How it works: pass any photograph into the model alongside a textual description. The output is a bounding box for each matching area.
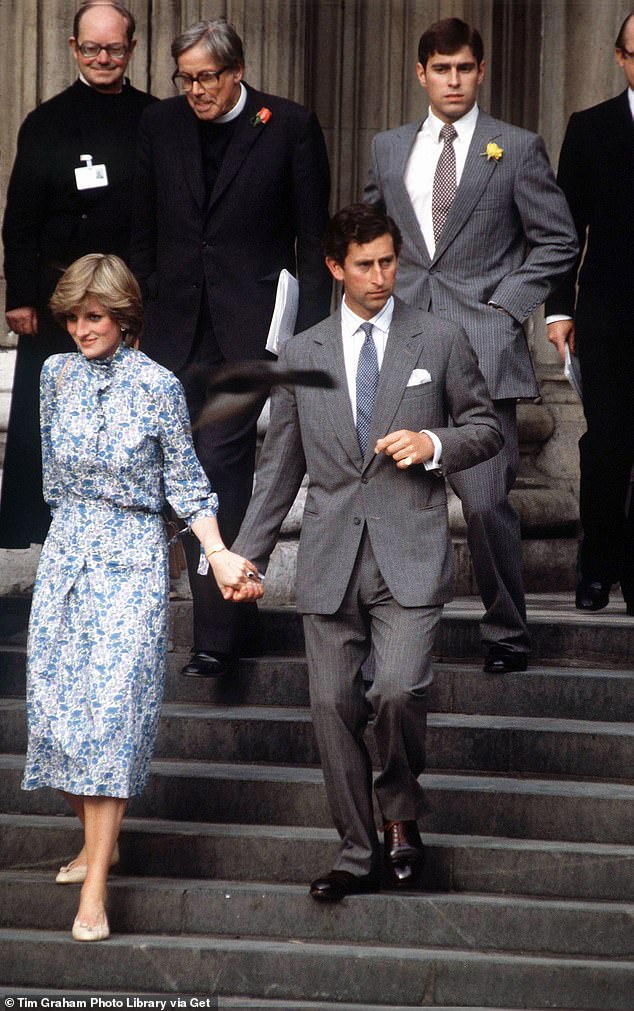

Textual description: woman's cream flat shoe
[56,843,120,884]
[72,913,110,942]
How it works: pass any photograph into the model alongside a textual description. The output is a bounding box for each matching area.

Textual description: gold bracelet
[205,543,226,561]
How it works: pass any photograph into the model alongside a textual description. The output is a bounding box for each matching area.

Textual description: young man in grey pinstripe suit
[365,17,578,673]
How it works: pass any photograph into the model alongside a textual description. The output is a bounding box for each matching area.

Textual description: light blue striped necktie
[356,321,379,455]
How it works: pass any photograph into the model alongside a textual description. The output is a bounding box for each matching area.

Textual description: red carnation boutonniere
[251,107,272,128]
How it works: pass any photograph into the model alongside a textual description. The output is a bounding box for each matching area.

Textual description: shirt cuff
[421,429,442,471]
[545,314,573,325]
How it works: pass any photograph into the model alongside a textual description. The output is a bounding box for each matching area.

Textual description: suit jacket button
[353,517,361,525]
[361,477,368,484]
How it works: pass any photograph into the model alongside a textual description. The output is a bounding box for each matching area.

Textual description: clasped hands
[208,549,264,602]
[375,429,435,468]
[6,306,38,336]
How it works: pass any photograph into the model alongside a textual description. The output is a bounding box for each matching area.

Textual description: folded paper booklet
[564,344,583,401]
[265,269,299,356]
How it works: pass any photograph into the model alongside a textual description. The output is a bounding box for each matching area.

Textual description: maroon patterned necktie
[431,123,458,242]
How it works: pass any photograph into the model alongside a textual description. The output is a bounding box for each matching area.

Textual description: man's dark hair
[73,2,136,44]
[418,17,484,68]
[615,12,634,49]
[324,203,402,265]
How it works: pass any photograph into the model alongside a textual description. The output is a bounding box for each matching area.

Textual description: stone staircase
[1,593,633,1010]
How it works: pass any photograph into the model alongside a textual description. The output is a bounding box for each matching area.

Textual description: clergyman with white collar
[130,17,331,677]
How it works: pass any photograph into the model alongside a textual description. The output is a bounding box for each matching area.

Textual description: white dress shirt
[340,295,442,468]
[405,103,479,258]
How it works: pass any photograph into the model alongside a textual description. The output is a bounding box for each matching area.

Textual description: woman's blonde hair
[49,253,143,344]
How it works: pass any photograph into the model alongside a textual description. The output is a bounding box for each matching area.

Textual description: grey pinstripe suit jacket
[233,298,502,614]
[364,110,579,400]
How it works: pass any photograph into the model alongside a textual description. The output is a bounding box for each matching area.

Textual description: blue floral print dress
[22,345,218,798]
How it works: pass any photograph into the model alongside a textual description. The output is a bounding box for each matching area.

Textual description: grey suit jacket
[233,298,502,614]
[364,111,579,400]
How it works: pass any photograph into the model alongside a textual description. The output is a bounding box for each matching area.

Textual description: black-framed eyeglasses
[77,41,129,60]
[172,67,229,92]
[618,46,634,60]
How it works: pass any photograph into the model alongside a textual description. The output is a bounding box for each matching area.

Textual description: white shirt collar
[628,87,634,119]
[341,295,394,340]
[214,82,248,124]
[424,102,479,143]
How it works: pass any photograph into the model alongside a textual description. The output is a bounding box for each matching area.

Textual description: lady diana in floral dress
[22,253,262,941]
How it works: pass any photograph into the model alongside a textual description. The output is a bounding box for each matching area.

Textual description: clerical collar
[78,72,127,94]
[214,83,248,124]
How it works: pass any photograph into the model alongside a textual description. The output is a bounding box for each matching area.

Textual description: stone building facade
[0,0,628,596]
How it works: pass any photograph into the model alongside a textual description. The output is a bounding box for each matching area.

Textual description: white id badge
[74,154,109,191]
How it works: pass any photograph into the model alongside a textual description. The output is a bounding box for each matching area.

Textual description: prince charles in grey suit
[233,205,502,901]
[364,18,578,673]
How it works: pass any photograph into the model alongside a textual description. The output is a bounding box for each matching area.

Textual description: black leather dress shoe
[180,651,233,677]
[575,579,610,612]
[309,870,379,902]
[383,820,425,888]
[483,648,528,674]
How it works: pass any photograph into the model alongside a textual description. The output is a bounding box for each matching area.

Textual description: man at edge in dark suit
[232,204,502,901]
[130,18,332,677]
[546,12,634,616]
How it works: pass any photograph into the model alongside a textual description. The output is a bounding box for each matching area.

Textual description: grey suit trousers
[303,529,442,876]
[448,400,529,653]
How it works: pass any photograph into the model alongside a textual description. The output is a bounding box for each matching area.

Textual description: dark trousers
[0,313,73,548]
[576,292,634,597]
[177,301,267,654]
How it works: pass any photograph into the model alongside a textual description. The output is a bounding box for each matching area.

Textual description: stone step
[168,599,634,667]
[3,587,633,1011]
[3,594,634,668]
[3,698,632,780]
[4,646,634,723]
[2,755,633,845]
[2,871,633,959]
[4,813,634,902]
[165,655,634,722]
[1,929,633,1009]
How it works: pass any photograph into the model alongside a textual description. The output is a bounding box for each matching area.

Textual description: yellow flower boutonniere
[481,142,504,162]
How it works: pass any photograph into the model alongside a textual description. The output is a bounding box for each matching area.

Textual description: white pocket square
[406,368,432,387]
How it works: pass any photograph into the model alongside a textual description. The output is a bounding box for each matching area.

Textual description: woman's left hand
[209,550,264,602]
